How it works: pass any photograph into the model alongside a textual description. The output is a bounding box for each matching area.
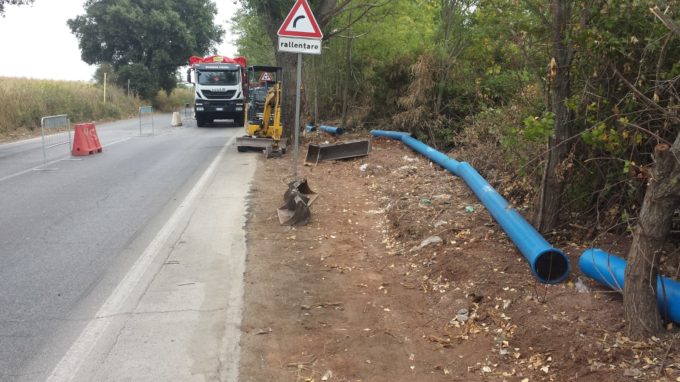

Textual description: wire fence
[139,106,154,136]
[40,114,71,164]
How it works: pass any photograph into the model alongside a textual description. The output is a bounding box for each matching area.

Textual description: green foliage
[115,64,157,100]
[93,63,117,85]
[69,0,223,97]
[351,0,436,63]
[231,8,275,66]
[521,112,554,142]
[0,0,33,15]
[235,0,680,232]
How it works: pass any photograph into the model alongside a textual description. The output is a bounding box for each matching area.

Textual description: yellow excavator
[236,65,286,157]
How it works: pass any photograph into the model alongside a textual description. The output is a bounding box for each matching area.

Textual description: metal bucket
[304,139,371,165]
[277,189,311,226]
[284,179,317,205]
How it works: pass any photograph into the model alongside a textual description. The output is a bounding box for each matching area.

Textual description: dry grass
[0,77,141,135]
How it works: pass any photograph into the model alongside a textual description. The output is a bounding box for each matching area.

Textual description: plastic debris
[411,236,443,252]
[456,308,469,322]
[575,277,590,293]
[432,194,451,200]
[321,370,333,381]
[360,163,369,172]
[465,205,474,213]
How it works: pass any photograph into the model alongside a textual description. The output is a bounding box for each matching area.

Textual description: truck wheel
[196,118,206,127]
[234,116,244,127]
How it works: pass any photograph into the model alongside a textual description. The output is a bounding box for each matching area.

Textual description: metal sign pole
[293,53,302,179]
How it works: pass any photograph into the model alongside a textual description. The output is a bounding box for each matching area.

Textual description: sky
[0,0,240,82]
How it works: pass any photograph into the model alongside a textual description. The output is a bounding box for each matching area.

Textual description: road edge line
[46,134,238,382]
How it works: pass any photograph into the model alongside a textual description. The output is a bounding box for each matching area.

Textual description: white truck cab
[187,56,246,127]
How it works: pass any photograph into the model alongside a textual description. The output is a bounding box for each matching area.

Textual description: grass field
[0,77,194,140]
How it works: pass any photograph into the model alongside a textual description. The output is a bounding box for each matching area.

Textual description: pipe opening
[534,250,570,283]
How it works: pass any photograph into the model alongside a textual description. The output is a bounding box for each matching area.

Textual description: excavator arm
[237,65,285,155]
[260,84,282,142]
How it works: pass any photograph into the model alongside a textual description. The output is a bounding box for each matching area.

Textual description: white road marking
[0,137,131,184]
[102,137,132,147]
[0,158,65,183]
[46,134,238,382]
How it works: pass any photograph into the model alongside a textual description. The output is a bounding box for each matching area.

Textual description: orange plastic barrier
[72,123,103,156]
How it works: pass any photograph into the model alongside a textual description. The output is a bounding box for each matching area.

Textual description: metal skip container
[304,139,371,165]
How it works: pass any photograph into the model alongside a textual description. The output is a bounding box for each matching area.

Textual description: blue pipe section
[371,130,570,284]
[305,124,316,132]
[579,248,680,324]
[320,125,344,135]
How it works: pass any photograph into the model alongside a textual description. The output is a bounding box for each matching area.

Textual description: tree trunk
[276,52,300,139]
[341,10,352,127]
[624,137,680,339]
[536,0,573,233]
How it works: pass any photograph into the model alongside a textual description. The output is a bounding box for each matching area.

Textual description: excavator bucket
[304,139,371,165]
[277,189,311,226]
[284,179,317,205]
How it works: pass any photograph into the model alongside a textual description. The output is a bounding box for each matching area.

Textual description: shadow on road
[197,119,243,128]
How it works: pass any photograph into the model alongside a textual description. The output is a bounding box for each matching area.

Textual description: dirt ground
[238,132,680,382]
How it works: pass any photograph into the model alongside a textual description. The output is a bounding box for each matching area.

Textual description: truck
[186,55,246,127]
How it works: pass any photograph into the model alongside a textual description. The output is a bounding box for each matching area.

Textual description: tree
[624,136,680,339]
[393,0,474,146]
[622,7,680,340]
[620,70,680,338]
[68,0,223,99]
[0,0,33,16]
[93,63,117,85]
[231,7,276,66]
[239,0,387,136]
[533,0,574,233]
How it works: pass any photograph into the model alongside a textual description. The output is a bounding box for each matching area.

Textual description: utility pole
[103,72,107,105]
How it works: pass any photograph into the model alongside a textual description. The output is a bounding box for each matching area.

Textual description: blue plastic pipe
[320,125,344,135]
[371,130,570,284]
[579,248,680,324]
[305,124,316,132]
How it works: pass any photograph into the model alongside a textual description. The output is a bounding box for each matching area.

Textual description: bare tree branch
[323,0,391,40]
[612,66,680,124]
[650,6,680,38]
[317,0,352,26]
[523,0,550,27]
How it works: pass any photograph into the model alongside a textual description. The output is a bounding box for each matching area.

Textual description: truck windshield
[197,70,239,86]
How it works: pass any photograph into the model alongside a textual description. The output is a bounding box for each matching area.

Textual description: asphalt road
[0,115,256,381]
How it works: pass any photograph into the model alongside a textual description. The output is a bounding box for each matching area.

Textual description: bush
[153,87,194,112]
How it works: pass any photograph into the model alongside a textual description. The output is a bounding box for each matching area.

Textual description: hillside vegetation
[234,0,680,337]
[235,0,680,235]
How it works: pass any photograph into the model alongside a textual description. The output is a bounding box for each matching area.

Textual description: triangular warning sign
[277,0,323,39]
[259,72,274,82]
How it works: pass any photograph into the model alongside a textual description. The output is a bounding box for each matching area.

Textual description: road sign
[259,72,274,82]
[278,36,322,55]
[277,0,324,180]
[277,0,323,39]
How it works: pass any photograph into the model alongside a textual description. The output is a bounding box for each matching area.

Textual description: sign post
[277,0,323,179]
